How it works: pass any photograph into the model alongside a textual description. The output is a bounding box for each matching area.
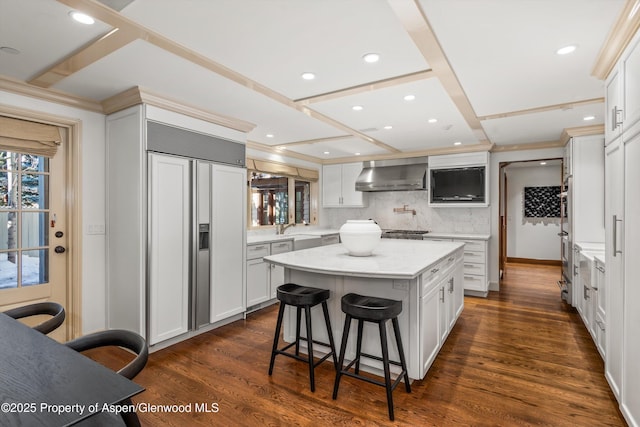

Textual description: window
[250,173,289,225]
[247,158,318,228]
[0,151,50,289]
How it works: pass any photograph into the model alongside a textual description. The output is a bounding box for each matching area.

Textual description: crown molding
[321,143,491,165]
[559,124,605,145]
[246,140,322,164]
[592,0,640,79]
[490,140,564,153]
[0,75,103,113]
[102,86,256,133]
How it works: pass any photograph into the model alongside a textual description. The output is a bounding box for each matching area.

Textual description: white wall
[1,90,107,333]
[489,147,564,290]
[505,164,561,260]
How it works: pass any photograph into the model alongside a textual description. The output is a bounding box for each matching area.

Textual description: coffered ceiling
[1,0,638,163]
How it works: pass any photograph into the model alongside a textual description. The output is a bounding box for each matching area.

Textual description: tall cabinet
[604,27,640,427]
[106,103,247,346]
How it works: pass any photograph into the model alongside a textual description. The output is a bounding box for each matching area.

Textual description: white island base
[264,240,465,380]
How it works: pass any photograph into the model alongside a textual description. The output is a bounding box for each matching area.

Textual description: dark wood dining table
[0,313,144,426]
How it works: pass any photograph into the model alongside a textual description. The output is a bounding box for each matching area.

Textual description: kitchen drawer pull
[251,245,266,251]
[464,264,477,268]
[431,268,440,274]
[448,257,454,262]
[596,266,605,273]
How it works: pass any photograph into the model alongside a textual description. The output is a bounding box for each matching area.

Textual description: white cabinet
[423,236,489,296]
[322,163,366,207]
[246,247,270,308]
[419,250,463,377]
[246,239,293,310]
[622,35,640,135]
[566,134,605,307]
[594,258,606,360]
[270,240,293,298]
[605,66,623,145]
[622,130,640,427]
[605,138,624,400]
[148,154,190,345]
[604,26,640,427]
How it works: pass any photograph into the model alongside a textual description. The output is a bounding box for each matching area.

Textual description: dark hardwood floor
[87,263,625,426]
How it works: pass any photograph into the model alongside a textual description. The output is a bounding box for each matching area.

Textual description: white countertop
[575,241,605,252]
[423,232,490,241]
[247,228,340,245]
[264,239,464,280]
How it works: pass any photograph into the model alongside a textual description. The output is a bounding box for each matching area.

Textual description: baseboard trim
[507,257,561,266]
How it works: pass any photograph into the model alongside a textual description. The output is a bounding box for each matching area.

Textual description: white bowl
[339,220,382,257]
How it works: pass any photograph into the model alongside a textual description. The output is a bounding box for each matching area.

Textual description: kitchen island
[264,239,465,380]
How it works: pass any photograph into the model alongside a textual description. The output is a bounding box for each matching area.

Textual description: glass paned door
[0,151,50,289]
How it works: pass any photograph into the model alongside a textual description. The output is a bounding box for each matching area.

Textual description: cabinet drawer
[463,250,486,264]
[247,244,270,260]
[463,275,485,291]
[271,240,293,254]
[461,240,484,252]
[463,262,486,276]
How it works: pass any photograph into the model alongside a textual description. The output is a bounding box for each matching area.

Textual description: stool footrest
[274,340,335,368]
[356,351,405,368]
[340,356,408,390]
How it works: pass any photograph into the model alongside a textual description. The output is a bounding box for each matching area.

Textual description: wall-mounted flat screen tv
[430,166,485,203]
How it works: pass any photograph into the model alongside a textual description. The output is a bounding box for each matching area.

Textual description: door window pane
[295,180,310,224]
[21,174,48,209]
[22,249,48,286]
[21,212,49,248]
[0,151,50,291]
[0,251,18,289]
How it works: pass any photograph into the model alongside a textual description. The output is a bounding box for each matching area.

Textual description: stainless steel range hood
[355,157,428,192]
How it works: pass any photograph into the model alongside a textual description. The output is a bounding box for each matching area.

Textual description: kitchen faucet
[276,223,296,235]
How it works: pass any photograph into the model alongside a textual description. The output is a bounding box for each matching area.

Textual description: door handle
[54,246,66,254]
[557,231,568,236]
[613,215,623,256]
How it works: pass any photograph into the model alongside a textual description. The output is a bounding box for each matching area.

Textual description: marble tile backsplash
[322,190,491,234]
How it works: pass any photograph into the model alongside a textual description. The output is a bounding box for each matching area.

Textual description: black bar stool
[332,293,411,421]
[268,283,338,392]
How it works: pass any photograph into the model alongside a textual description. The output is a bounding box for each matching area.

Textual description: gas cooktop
[381,229,430,240]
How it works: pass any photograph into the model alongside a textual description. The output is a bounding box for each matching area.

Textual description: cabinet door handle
[440,287,445,302]
[449,277,454,293]
[612,106,624,130]
[613,215,623,256]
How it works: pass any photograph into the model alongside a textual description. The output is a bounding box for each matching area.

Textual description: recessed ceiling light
[354,152,361,156]
[428,118,438,123]
[362,53,380,63]
[0,46,20,55]
[540,161,547,166]
[266,134,274,138]
[352,105,363,111]
[404,94,416,101]
[69,11,95,25]
[453,142,462,146]
[556,45,577,55]
[383,125,393,130]
[324,151,330,155]
[277,146,287,150]
[583,115,595,121]
[301,72,316,80]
